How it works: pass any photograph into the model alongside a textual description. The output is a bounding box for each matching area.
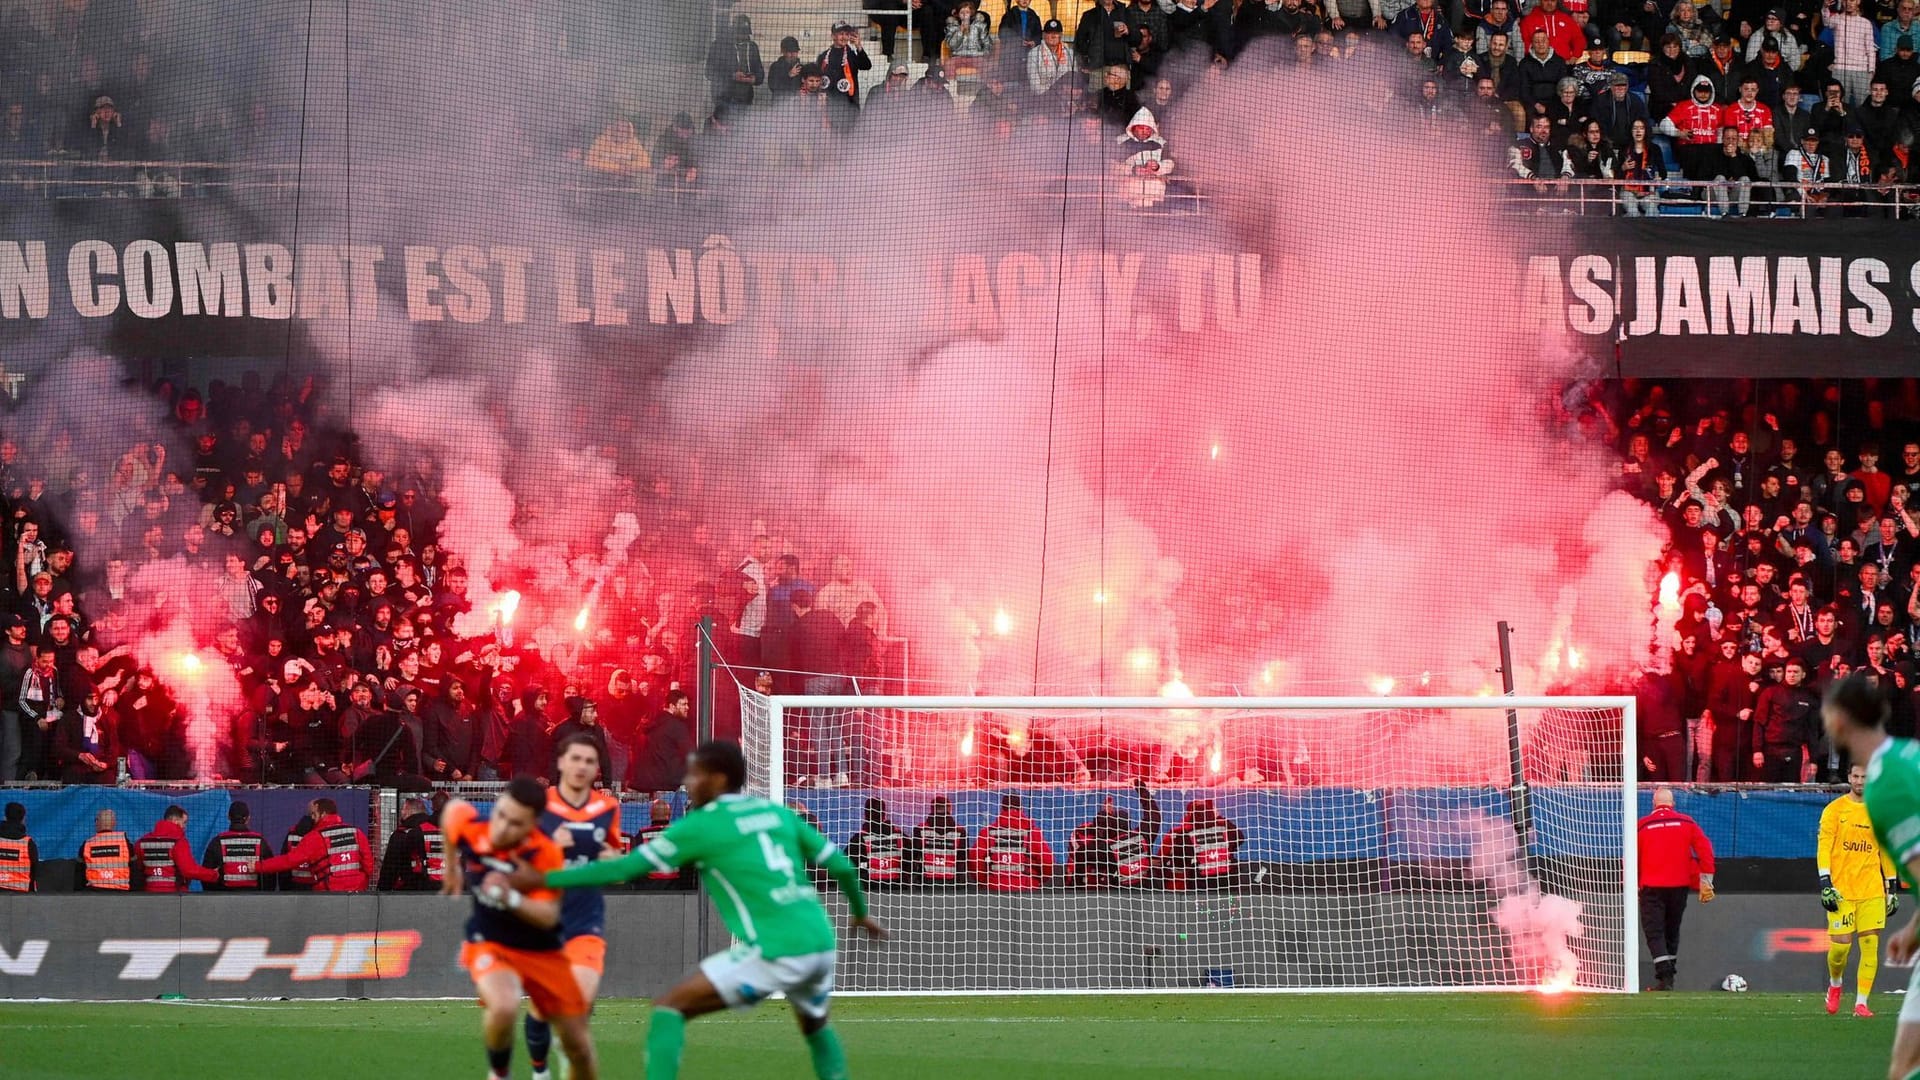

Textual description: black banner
[1530,219,1920,378]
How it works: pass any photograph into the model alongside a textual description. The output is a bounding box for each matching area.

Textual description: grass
[0,992,1892,1078]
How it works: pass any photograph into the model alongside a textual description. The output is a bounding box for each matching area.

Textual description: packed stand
[1582,378,1920,783]
[0,371,899,790]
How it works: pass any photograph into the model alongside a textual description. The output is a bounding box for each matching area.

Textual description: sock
[806,1024,850,1080]
[525,1014,553,1071]
[1829,941,1851,985]
[487,1043,513,1079]
[1859,934,1879,1003]
[647,1007,686,1080]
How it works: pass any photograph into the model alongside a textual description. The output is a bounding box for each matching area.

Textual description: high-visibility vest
[284,828,317,889]
[1167,825,1232,890]
[0,835,30,892]
[916,827,965,883]
[410,823,445,885]
[319,824,366,890]
[984,824,1037,889]
[216,833,268,889]
[1192,825,1231,877]
[859,831,904,882]
[137,835,181,892]
[1112,832,1151,886]
[83,831,132,890]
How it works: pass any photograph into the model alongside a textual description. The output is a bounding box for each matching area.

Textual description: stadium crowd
[9,1,1920,214]
[1588,378,1920,781]
[0,369,896,789]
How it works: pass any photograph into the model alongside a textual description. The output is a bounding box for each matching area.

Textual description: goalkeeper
[504,741,886,1080]
[1818,760,1901,1018]
[1822,673,1920,1080]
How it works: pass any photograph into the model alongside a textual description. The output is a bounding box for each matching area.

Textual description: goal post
[742,691,1638,995]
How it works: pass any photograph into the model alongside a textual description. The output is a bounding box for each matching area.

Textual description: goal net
[739,691,1637,994]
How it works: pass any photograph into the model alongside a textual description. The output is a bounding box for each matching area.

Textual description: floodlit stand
[744,692,1639,995]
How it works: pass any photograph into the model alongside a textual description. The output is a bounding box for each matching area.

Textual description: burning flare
[494,589,521,625]
[992,608,1012,636]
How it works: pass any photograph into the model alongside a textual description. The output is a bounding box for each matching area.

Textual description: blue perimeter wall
[2,786,1831,869]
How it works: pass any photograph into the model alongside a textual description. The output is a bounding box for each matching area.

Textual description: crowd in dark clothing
[1589,378,1920,783]
[0,369,896,788]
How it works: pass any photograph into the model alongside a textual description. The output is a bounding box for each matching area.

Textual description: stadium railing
[1496,176,1920,217]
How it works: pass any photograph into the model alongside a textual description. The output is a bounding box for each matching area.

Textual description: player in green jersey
[1823,673,1920,1078]
[502,741,886,1080]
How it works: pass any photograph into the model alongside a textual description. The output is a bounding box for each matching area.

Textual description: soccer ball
[1720,974,1749,992]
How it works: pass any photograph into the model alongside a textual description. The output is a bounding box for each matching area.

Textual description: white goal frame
[757,693,1640,995]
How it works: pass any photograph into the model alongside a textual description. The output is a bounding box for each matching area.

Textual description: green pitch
[0,993,1889,1078]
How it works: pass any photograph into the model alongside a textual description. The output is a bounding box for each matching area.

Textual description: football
[1721,975,1749,992]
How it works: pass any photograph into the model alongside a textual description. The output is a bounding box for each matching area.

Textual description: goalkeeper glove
[1890,881,1902,917]
[1698,873,1716,903]
[1820,874,1841,913]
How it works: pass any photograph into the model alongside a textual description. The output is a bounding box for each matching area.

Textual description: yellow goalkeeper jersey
[1820,794,1898,901]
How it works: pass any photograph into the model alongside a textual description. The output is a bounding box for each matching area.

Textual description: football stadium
[3,0,1920,1076]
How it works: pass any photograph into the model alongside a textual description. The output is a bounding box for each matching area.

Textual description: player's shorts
[460,941,588,1020]
[1828,897,1888,937]
[699,943,836,1020]
[562,934,606,974]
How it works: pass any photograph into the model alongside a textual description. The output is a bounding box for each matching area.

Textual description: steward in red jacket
[971,794,1054,891]
[258,797,373,892]
[1637,788,1717,991]
[136,805,219,892]
[202,801,272,890]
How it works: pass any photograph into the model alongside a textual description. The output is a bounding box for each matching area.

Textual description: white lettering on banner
[404,245,445,321]
[0,939,49,976]
[123,240,174,319]
[242,244,293,319]
[1847,259,1893,337]
[176,242,244,317]
[68,239,119,317]
[646,247,692,326]
[442,245,493,324]
[1820,256,1844,335]
[99,938,222,980]
[93,932,422,981]
[206,937,339,981]
[1659,257,1707,336]
[1773,258,1820,335]
[0,241,51,318]
[553,248,590,324]
[593,248,631,326]
[491,246,532,324]
[1706,257,1771,335]
[1626,256,1659,337]
[1565,255,1613,334]
[1521,256,1563,333]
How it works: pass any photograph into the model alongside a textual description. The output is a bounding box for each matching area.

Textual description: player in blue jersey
[523,733,625,1080]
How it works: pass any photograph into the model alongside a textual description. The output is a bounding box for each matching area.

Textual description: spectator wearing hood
[972,793,1054,891]
[1113,107,1177,207]
[548,695,609,780]
[1068,779,1163,888]
[1659,74,1726,180]
[1157,799,1245,890]
[911,795,970,885]
[846,797,908,886]
[504,686,552,778]
[424,678,478,782]
[706,15,765,112]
